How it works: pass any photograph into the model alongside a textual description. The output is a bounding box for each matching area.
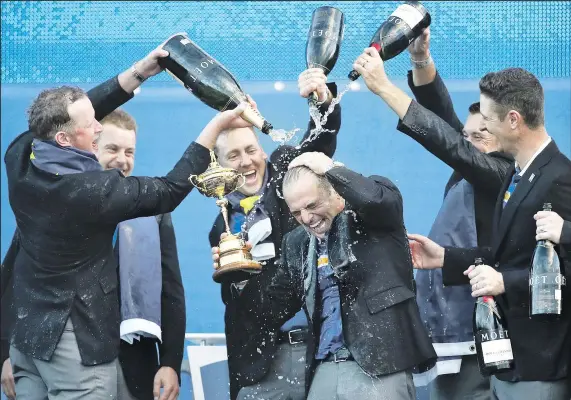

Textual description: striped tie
[502,167,521,208]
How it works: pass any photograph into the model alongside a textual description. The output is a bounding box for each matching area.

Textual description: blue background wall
[1,1,570,398]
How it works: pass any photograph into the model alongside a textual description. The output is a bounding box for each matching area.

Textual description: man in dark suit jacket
[208,68,341,399]
[94,109,185,400]
[218,151,436,399]
[404,68,571,399]
[379,27,511,399]
[1,109,186,400]
[3,44,255,399]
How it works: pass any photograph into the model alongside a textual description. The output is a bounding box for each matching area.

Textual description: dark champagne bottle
[473,258,514,377]
[158,32,273,135]
[348,1,431,81]
[530,203,565,317]
[306,6,344,102]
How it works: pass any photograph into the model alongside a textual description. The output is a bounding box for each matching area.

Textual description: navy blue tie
[502,167,521,208]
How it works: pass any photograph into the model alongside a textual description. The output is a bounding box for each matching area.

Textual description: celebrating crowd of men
[2,25,571,400]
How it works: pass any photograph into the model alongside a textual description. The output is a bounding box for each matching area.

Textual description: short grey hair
[27,86,87,140]
[283,166,332,195]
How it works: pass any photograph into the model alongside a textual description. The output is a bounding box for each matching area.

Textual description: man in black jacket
[208,68,341,399]
[406,68,571,399]
[216,151,436,399]
[375,28,511,399]
[3,45,255,399]
[2,108,187,400]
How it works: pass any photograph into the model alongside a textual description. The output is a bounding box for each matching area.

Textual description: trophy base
[214,234,262,283]
[213,260,262,283]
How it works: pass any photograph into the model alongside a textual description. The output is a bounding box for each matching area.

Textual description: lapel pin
[529,173,535,183]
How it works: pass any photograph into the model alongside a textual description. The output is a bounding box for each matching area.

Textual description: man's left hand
[153,366,179,400]
[352,47,390,96]
[534,210,564,244]
[134,45,170,80]
[464,264,505,297]
[288,152,334,175]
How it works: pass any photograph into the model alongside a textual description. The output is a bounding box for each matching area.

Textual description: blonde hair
[100,108,137,132]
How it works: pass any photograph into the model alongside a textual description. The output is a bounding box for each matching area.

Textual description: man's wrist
[410,51,431,62]
[196,121,222,150]
[438,246,445,268]
[313,88,333,107]
[374,78,395,97]
[410,54,434,70]
[131,62,148,82]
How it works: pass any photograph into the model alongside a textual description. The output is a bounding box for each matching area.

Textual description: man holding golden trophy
[189,151,262,284]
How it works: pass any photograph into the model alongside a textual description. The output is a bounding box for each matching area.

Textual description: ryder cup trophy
[189,151,262,283]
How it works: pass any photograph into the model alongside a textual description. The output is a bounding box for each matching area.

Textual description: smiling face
[215,127,268,196]
[283,168,345,239]
[479,94,520,156]
[462,111,500,154]
[55,97,103,152]
[94,123,136,176]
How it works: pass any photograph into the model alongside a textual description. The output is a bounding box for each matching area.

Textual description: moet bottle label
[477,329,514,365]
[389,4,423,29]
[529,273,566,286]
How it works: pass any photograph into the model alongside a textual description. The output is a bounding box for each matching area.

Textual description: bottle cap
[261,121,273,135]
[347,70,360,81]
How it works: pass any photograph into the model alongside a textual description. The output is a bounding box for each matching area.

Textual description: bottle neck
[537,239,553,246]
[240,105,268,134]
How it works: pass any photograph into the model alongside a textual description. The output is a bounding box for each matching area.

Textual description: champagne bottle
[348,1,431,81]
[530,203,565,317]
[473,258,514,376]
[306,6,344,102]
[158,32,273,135]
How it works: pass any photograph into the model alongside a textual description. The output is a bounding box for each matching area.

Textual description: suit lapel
[493,141,557,255]
[328,211,354,278]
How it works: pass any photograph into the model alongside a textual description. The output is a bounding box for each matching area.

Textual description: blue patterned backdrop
[2,1,570,84]
[2,3,571,398]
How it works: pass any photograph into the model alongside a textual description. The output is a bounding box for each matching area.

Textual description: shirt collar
[515,136,551,176]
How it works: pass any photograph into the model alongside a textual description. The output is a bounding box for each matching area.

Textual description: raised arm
[297,82,341,158]
[326,168,403,231]
[353,47,512,196]
[406,27,463,131]
[270,69,342,172]
[90,45,169,121]
[398,101,512,194]
[76,104,255,225]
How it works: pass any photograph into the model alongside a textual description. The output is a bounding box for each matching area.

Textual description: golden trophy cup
[189,151,262,283]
